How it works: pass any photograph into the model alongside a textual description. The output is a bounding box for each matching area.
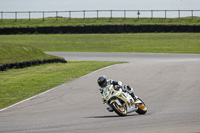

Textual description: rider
[97,75,136,112]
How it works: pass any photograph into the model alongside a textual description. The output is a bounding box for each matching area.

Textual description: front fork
[110,99,122,106]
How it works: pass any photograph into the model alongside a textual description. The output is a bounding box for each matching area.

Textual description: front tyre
[111,102,127,116]
[136,98,147,115]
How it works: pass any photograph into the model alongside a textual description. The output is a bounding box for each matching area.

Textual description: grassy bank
[0,17,200,28]
[0,61,124,109]
[0,44,62,65]
[0,44,124,109]
[0,33,200,54]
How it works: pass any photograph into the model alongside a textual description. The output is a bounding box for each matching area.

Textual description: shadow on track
[85,114,138,119]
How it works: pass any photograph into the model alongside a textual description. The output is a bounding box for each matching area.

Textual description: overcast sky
[0,0,200,11]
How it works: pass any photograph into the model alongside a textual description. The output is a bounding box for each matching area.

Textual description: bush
[0,59,67,71]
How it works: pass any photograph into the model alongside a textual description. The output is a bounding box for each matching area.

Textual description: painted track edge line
[0,63,122,112]
[0,85,61,112]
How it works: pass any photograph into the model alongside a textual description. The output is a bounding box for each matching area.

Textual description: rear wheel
[135,98,147,115]
[111,101,127,116]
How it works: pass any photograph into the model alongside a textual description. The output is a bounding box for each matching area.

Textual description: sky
[0,0,200,11]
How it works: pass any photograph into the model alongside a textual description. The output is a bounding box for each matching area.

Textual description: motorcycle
[102,84,147,116]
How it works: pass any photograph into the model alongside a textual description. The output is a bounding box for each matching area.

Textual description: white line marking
[0,64,121,112]
[0,84,61,112]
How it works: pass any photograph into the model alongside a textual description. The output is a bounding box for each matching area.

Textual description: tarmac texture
[0,52,200,133]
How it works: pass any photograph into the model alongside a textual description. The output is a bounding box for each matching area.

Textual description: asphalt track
[0,52,200,133]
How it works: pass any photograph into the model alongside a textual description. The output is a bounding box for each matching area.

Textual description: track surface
[1,52,200,133]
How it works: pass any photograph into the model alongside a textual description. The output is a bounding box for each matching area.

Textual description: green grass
[0,33,200,54]
[0,32,199,109]
[0,17,200,28]
[0,61,124,109]
[0,44,61,65]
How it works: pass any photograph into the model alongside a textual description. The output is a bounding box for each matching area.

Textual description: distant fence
[1,10,200,21]
[1,25,200,34]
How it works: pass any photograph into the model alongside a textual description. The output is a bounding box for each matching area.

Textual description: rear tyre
[111,101,127,116]
[136,98,147,115]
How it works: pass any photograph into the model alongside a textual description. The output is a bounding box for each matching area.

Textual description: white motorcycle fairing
[102,84,138,115]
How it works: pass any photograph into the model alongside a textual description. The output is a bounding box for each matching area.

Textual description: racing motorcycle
[102,84,147,116]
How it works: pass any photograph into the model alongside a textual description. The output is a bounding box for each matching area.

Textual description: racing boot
[130,92,136,101]
[125,85,137,102]
[107,106,114,112]
[127,86,138,109]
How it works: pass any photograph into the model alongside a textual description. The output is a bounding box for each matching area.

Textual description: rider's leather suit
[99,79,135,99]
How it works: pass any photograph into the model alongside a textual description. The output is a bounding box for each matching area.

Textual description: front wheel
[111,101,127,116]
[135,98,147,115]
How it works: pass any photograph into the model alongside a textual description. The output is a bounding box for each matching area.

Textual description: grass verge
[0,17,200,27]
[0,44,62,65]
[0,33,200,54]
[0,61,125,109]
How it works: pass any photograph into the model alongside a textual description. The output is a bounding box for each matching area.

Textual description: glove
[114,85,121,90]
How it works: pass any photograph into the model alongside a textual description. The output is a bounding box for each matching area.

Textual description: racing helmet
[97,75,107,88]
